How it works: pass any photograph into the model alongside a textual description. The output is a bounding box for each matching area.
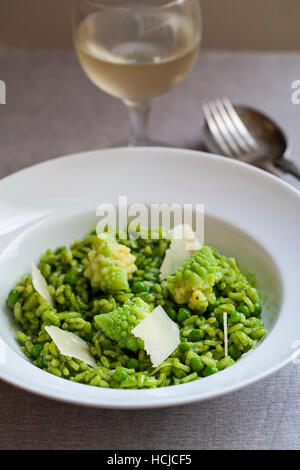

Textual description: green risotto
[6,228,266,389]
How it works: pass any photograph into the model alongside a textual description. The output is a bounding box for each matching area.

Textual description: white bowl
[0,147,299,408]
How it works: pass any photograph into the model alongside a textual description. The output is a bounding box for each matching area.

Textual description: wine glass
[73,0,202,146]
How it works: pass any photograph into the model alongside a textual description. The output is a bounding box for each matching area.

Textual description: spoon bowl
[235,106,289,162]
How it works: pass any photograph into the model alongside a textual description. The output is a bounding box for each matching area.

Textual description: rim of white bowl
[0,147,299,408]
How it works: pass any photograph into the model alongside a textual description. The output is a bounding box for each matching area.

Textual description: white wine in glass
[73,0,202,145]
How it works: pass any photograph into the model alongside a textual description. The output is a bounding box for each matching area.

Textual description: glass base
[128,138,174,148]
[105,138,174,148]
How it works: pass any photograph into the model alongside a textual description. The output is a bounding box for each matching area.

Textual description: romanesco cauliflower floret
[94,298,152,352]
[167,246,222,313]
[84,233,136,292]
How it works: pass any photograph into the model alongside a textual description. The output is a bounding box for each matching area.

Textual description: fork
[202,97,280,176]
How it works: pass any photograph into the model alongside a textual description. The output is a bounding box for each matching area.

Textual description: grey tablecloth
[0,51,299,450]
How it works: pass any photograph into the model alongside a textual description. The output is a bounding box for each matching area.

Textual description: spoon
[235,106,300,180]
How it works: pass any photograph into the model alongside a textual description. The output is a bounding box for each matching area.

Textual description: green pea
[90,230,97,235]
[166,308,177,321]
[230,311,242,324]
[237,304,250,317]
[190,356,204,372]
[38,355,47,368]
[64,272,78,286]
[180,342,192,353]
[7,289,19,307]
[113,368,129,382]
[133,282,150,294]
[189,329,204,342]
[202,365,218,377]
[177,308,191,322]
[254,302,262,315]
[126,358,140,371]
[228,344,242,360]
[31,344,43,358]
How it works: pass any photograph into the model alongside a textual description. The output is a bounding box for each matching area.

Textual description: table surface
[0,51,299,450]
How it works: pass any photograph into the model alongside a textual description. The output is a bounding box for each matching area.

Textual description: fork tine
[222,98,260,152]
[202,102,233,157]
[206,100,241,157]
[214,99,253,154]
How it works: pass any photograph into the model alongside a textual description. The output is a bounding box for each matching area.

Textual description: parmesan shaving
[132,306,180,367]
[237,350,253,361]
[45,326,98,368]
[223,312,228,357]
[160,224,202,279]
[172,224,202,253]
[31,261,55,308]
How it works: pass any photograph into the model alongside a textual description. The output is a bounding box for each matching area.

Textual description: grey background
[0,50,300,449]
[0,0,300,51]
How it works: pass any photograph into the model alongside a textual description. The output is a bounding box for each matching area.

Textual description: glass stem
[124,99,151,146]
